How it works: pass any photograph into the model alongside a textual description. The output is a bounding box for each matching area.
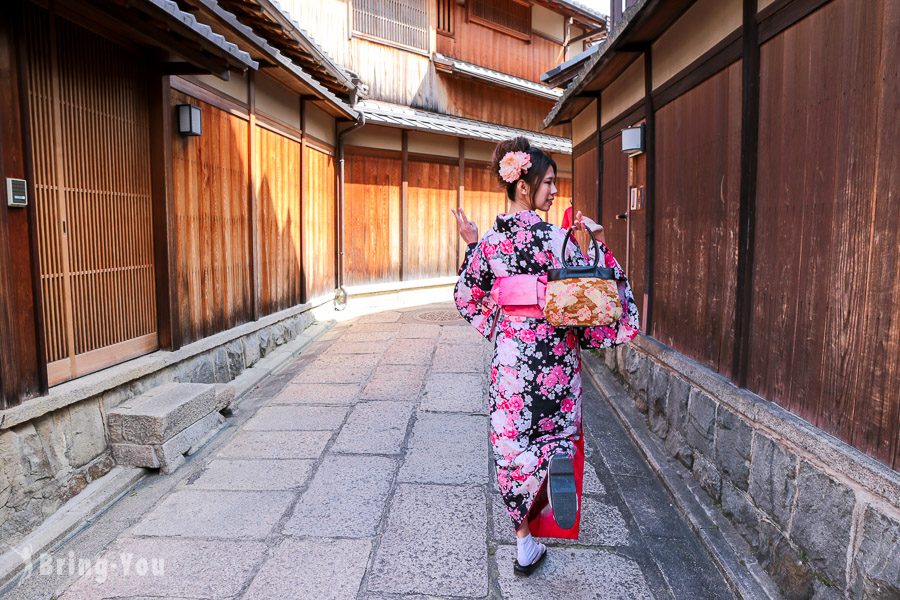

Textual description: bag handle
[561,228,601,270]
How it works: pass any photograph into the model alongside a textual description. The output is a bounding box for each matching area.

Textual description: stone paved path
[15,301,736,599]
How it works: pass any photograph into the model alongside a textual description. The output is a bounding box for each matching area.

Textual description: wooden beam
[458,137,465,263]
[248,70,260,320]
[643,48,655,335]
[758,0,836,44]
[733,0,761,385]
[148,69,181,350]
[299,96,307,304]
[400,129,408,282]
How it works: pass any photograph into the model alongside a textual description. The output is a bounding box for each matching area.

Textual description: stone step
[107,383,232,445]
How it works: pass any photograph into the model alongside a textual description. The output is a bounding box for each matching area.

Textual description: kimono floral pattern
[454,210,639,529]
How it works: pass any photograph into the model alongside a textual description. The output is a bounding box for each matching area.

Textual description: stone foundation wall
[0,307,315,550]
[599,340,900,600]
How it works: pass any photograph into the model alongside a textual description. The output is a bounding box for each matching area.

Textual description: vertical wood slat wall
[25,7,157,386]
[257,126,303,315]
[302,144,337,303]
[171,93,251,345]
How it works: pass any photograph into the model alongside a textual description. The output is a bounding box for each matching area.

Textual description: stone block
[59,537,267,600]
[755,520,814,600]
[721,480,761,549]
[362,365,427,401]
[331,401,414,455]
[692,453,722,503]
[431,343,486,374]
[107,383,222,445]
[189,459,314,491]
[131,490,294,539]
[685,388,717,456]
[111,443,160,469]
[791,462,856,588]
[714,406,752,490]
[243,406,347,432]
[850,506,900,600]
[367,484,487,597]
[243,335,261,367]
[381,338,437,365]
[283,455,397,537]
[154,411,226,474]
[494,546,653,599]
[62,400,108,470]
[420,373,486,413]
[748,434,797,530]
[603,347,617,371]
[646,363,670,439]
[324,340,391,355]
[218,430,331,460]
[242,538,372,600]
[271,383,361,405]
[398,413,488,484]
[666,376,691,430]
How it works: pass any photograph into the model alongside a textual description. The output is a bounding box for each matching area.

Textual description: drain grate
[415,310,462,322]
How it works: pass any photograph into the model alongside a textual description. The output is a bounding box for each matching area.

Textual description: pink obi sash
[490,274,547,318]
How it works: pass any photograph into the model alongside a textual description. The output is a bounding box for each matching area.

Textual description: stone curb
[582,352,782,600]
[0,319,333,593]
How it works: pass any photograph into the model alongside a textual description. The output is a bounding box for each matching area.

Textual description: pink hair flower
[498,151,532,183]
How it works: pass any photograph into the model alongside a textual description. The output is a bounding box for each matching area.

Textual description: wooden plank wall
[172,93,252,345]
[406,159,458,279]
[460,162,508,241]
[572,146,600,256]
[344,150,401,285]
[601,137,628,260]
[652,62,741,377]
[256,126,303,315]
[302,144,336,303]
[749,0,899,467]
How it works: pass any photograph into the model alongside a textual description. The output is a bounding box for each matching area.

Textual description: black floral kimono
[454,210,639,531]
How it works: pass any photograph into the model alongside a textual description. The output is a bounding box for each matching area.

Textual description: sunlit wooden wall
[405,159,458,279]
[172,93,252,345]
[302,143,337,303]
[257,126,303,315]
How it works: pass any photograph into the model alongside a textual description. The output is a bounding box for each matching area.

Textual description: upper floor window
[468,0,531,41]
[437,0,454,36]
[352,0,429,53]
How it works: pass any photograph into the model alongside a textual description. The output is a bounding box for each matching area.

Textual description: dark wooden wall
[601,137,628,260]
[573,145,599,252]
[748,0,899,467]
[653,62,741,377]
[172,93,252,345]
[302,143,336,303]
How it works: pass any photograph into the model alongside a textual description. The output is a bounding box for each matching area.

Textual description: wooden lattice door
[25,8,158,386]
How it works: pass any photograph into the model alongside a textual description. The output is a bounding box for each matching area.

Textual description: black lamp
[176,104,202,137]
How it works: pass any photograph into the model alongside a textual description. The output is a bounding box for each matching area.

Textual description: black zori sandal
[513,545,547,576]
[548,453,578,530]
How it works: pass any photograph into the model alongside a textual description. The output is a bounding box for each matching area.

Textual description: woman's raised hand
[451,208,479,245]
[573,210,605,241]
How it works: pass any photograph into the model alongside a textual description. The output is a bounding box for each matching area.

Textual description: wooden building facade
[547,0,898,594]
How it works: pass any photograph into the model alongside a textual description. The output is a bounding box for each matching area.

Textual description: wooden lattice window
[352,0,429,53]
[469,0,531,40]
[437,0,453,36]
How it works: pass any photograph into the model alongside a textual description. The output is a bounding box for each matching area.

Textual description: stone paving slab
[362,365,428,401]
[420,373,487,413]
[304,352,382,370]
[243,406,348,431]
[290,360,377,384]
[398,413,489,484]
[59,538,267,600]
[350,323,403,333]
[242,538,372,600]
[431,343,487,373]
[494,545,654,599]
[397,323,442,338]
[283,455,397,538]
[324,340,391,355]
[340,331,402,343]
[439,325,484,343]
[217,430,331,459]
[270,383,362,406]
[367,484,488,597]
[615,474,693,540]
[357,311,402,323]
[188,459,314,491]
[490,494,629,546]
[331,401,415,455]
[380,338,437,365]
[131,490,293,539]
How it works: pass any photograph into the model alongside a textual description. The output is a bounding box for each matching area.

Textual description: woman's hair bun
[491,137,532,186]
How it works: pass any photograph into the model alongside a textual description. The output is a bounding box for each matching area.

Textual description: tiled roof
[434,54,562,100]
[356,100,572,154]
[150,0,258,69]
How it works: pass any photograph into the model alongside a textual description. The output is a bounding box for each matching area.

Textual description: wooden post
[400,129,408,281]
[299,97,307,304]
[248,71,260,320]
[148,68,180,350]
[595,97,603,224]
[733,0,761,385]
[643,48,655,335]
[457,137,465,263]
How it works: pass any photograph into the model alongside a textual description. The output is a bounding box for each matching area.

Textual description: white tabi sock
[516,534,545,566]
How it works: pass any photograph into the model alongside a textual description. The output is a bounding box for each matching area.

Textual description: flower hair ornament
[498,151,532,183]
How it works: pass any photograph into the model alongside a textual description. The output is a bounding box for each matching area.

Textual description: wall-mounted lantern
[176,104,202,137]
[621,124,644,156]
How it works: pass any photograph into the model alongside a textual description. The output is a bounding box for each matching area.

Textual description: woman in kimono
[452,137,639,576]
